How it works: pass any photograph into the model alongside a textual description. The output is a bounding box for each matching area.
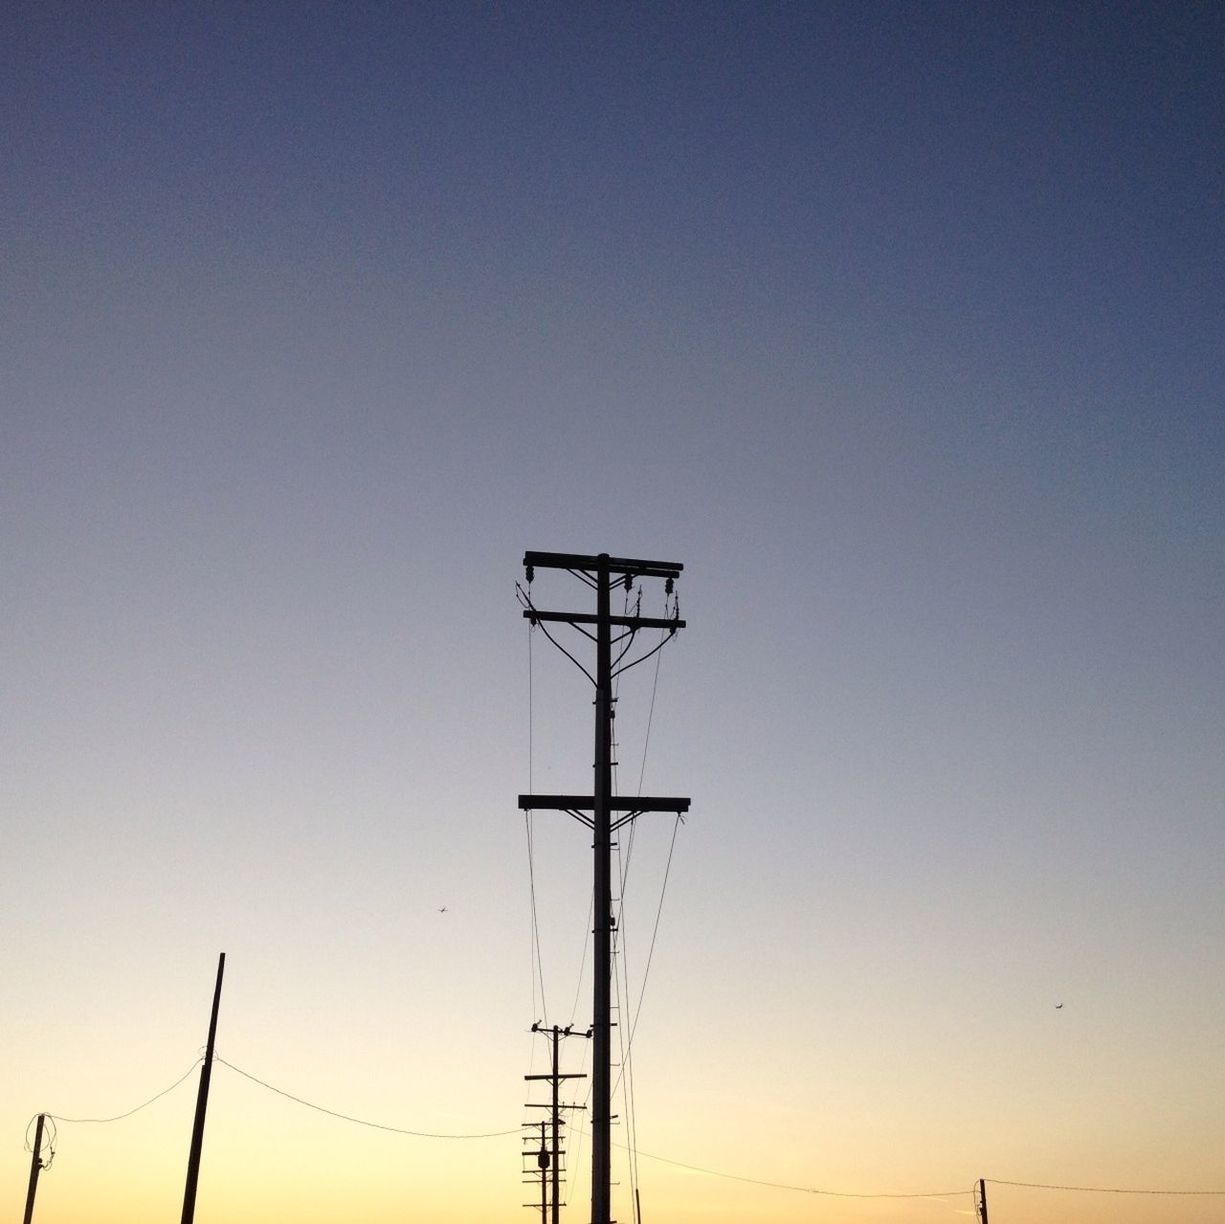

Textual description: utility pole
[974,1178,989,1224]
[22,1113,49,1224]
[538,1121,549,1224]
[524,1023,590,1224]
[180,952,225,1224]
[518,551,688,1224]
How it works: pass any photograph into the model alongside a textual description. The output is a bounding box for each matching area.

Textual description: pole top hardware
[523,551,683,581]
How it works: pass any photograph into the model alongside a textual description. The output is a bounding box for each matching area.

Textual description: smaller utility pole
[539,1121,549,1224]
[974,1178,989,1224]
[524,1024,589,1224]
[523,1120,552,1223]
[180,952,225,1224]
[22,1113,49,1224]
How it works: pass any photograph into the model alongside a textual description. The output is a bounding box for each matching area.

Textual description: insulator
[526,564,534,584]
[665,576,674,595]
[624,573,632,591]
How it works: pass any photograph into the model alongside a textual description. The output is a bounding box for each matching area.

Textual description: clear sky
[3,3,1223,1222]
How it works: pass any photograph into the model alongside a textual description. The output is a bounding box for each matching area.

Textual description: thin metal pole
[22,1113,46,1224]
[181,952,225,1224]
[592,555,612,1224]
[551,1026,560,1224]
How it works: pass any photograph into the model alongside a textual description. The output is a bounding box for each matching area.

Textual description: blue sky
[3,4,1223,1222]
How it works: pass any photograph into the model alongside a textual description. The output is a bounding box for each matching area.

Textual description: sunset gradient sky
[3,4,1223,1223]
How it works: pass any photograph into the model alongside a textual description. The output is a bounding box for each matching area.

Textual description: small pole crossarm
[524,610,686,632]
[523,552,683,581]
[519,795,690,814]
[524,1073,587,1081]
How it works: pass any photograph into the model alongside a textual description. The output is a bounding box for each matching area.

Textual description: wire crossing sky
[26,1054,1225,1202]
[3,4,1223,1223]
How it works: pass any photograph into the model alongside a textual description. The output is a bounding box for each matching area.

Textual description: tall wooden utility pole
[22,1113,48,1224]
[519,551,689,1224]
[974,1178,990,1224]
[180,952,225,1224]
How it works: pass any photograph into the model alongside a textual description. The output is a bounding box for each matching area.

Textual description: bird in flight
[1055,1002,1063,1010]
[438,906,448,913]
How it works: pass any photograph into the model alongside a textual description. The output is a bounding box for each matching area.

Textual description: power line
[215,1057,519,1139]
[563,1130,970,1200]
[633,1146,969,1199]
[47,1059,202,1124]
[610,810,683,1105]
[30,1052,1225,1198]
[525,809,549,1025]
[988,1177,1225,1196]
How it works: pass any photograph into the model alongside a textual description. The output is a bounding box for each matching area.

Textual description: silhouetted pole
[22,1113,46,1224]
[180,952,225,1224]
[526,1022,589,1223]
[592,553,613,1224]
[550,1026,565,1224]
[539,1122,549,1224]
[975,1178,990,1224]
[519,550,688,1224]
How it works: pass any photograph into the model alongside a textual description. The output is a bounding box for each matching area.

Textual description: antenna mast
[518,551,689,1224]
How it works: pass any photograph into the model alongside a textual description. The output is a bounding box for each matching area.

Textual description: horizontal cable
[34,1054,1225,1197]
[49,1059,202,1123]
[216,1057,520,1139]
[601,1131,969,1199]
[988,1177,1225,1196]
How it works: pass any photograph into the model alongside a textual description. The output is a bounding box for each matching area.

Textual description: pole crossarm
[523,609,686,631]
[519,795,690,813]
[521,793,689,832]
[523,551,683,581]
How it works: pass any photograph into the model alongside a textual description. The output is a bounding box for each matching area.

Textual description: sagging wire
[517,582,596,682]
[611,626,677,681]
[47,1059,203,1124]
[987,1178,1225,1196]
[610,587,680,682]
[614,602,676,1017]
[612,917,641,1222]
[560,1121,972,1201]
[628,1146,972,1200]
[611,585,680,1223]
[526,811,549,1029]
[609,586,641,1223]
[525,616,549,1032]
[215,1058,520,1139]
[616,811,683,1090]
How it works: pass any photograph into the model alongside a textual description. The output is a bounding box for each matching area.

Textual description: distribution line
[28,1053,1225,1198]
[602,1134,969,1199]
[47,1058,203,1123]
[215,1057,520,1138]
[988,1178,1225,1195]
